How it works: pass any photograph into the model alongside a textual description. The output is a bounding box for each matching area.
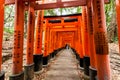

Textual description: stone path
[44,49,81,80]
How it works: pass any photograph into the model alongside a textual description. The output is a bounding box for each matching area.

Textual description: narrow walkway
[44,49,81,80]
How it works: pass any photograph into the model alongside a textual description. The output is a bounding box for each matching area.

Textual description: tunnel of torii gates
[0,0,120,80]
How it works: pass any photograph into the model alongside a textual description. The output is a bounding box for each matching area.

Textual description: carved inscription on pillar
[88,7,93,35]
[96,0,103,28]
[94,0,108,54]
[94,32,108,54]
[13,30,22,69]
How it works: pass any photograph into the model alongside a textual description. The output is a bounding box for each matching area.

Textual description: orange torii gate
[0,0,115,80]
[57,31,75,49]
[43,14,82,65]
[92,0,111,79]
[86,0,97,79]
[0,0,5,80]
[9,0,25,80]
[116,0,120,54]
[24,1,35,80]
[81,7,91,76]
[45,14,81,57]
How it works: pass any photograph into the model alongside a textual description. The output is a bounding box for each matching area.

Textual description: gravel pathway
[44,49,81,80]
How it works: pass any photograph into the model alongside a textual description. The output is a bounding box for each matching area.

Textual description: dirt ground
[1,33,120,80]
[109,43,120,80]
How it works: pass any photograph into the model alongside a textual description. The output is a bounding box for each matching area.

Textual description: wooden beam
[5,0,110,8]
[5,0,36,5]
[5,0,87,6]
[50,28,77,32]
[35,0,87,10]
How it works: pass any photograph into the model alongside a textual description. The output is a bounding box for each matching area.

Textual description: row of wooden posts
[0,0,120,80]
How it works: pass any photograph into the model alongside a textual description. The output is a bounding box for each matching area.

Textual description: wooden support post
[92,0,111,79]
[55,32,57,50]
[47,27,51,62]
[54,31,58,55]
[49,30,54,59]
[78,17,84,68]
[53,31,56,50]
[116,0,120,54]
[53,32,56,50]
[24,1,35,80]
[74,31,79,60]
[86,0,97,79]
[53,31,56,54]
[9,0,24,80]
[34,10,44,72]
[58,32,62,50]
[82,7,90,76]
[51,31,54,52]
[51,31,56,58]
[0,0,5,80]
[43,21,49,66]
[34,0,44,69]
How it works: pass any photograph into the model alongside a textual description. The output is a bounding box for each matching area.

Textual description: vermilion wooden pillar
[58,33,62,49]
[0,0,5,80]
[47,27,51,61]
[24,1,35,80]
[74,31,80,60]
[9,0,25,79]
[78,17,84,67]
[50,30,55,58]
[81,7,90,76]
[55,32,58,49]
[116,0,120,54]
[76,30,80,57]
[52,31,56,58]
[49,30,52,53]
[43,21,49,65]
[53,31,55,50]
[50,31,53,57]
[34,10,44,72]
[92,0,111,79]
[54,31,58,55]
[86,0,97,79]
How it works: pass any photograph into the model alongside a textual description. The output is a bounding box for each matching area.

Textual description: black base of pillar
[33,54,43,72]
[48,55,51,62]
[75,53,77,59]
[43,56,49,65]
[54,50,58,56]
[9,71,24,80]
[24,63,34,80]
[52,51,55,58]
[0,71,5,80]
[83,56,90,76]
[89,66,97,80]
[79,58,84,68]
[76,54,79,60]
[59,47,63,51]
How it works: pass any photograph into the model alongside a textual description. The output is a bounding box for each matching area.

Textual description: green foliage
[44,7,81,16]
[105,0,115,27]
[105,0,118,42]
[4,5,15,34]
[113,36,118,42]
[4,27,14,34]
